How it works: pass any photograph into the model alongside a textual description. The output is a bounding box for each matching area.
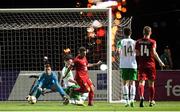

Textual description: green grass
[0,101,180,111]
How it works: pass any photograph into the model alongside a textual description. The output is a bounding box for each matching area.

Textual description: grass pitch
[0,101,180,111]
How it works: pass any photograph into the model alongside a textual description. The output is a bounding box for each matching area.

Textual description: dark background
[126,0,180,69]
[0,0,179,69]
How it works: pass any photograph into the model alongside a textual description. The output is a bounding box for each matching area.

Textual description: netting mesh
[0,10,108,30]
[111,17,132,102]
[0,9,108,71]
[0,9,109,101]
[0,8,132,102]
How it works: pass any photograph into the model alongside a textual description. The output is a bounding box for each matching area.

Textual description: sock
[123,85,129,104]
[138,85,144,99]
[88,90,94,105]
[149,86,155,101]
[130,85,136,102]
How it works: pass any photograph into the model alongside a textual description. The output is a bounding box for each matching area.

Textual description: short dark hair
[123,27,131,36]
[143,26,151,36]
[45,64,51,68]
[78,47,86,53]
[64,54,73,61]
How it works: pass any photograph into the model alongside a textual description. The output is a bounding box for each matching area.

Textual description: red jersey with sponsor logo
[74,55,89,79]
[135,38,156,69]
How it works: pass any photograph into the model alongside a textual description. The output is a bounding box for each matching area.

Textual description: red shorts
[75,75,93,92]
[138,67,156,81]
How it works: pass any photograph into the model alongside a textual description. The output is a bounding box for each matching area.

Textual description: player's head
[64,54,73,66]
[45,64,52,75]
[143,26,152,36]
[123,27,131,37]
[64,54,73,61]
[78,46,87,57]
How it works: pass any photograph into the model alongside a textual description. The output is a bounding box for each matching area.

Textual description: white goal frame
[0,8,132,103]
[0,8,114,102]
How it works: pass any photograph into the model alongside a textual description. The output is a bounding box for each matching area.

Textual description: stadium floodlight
[0,8,132,103]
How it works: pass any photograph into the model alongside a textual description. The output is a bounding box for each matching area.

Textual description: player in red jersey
[135,26,165,107]
[63,47,102,106]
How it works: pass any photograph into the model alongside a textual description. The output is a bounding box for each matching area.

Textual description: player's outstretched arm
[88,61,102,67]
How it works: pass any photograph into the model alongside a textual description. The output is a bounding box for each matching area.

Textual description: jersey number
[140,45,149,56]
[123,45,133,56]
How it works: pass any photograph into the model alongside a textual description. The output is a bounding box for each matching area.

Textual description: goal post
[107,8,112,103]
[0,8,132,102]
[110,16,133,103]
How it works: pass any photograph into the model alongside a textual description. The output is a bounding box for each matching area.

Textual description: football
[28,96,37,104]
[44,56,48,61]
[100,64,108,71]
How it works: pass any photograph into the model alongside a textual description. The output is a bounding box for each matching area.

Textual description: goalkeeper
[27,64,69,105]
[61,52,88,105]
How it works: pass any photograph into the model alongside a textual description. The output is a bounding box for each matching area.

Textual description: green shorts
[64,85,81,100]
[120,68,137,80]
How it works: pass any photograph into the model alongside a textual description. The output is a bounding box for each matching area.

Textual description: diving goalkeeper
[26,64,69,105]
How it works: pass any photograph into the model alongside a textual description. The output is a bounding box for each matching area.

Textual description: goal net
[0,8,132,102]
